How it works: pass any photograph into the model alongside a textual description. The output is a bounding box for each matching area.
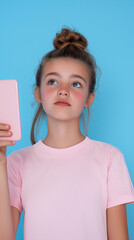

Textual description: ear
[34,87,42,103]
[85,92,95,108]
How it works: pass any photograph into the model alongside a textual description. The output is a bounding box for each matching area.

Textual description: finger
[0,131,12,137]
[0,141,16,147]
[0,123,10,130]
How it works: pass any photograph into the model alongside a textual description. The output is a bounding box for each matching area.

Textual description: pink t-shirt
[7,136,134,240]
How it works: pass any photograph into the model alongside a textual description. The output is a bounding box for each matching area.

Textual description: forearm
[0,163,14,240]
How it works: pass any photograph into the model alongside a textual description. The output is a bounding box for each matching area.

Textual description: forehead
[42,57,90,79]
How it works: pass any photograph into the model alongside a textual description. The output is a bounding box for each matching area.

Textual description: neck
[42,116,85,149]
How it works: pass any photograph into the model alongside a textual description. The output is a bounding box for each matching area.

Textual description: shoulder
[88,137,123,155]
[7,142,37,165]
[88,137,124,166]
[7,144,33,157]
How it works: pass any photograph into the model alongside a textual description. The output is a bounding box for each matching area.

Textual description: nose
[58,83,70,96]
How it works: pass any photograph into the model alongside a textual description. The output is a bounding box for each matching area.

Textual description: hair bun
[53,27,88,51]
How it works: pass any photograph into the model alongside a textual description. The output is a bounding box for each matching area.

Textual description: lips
[55,102,70,106]
[54,100,71,106]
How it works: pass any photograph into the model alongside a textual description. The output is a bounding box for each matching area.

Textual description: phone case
[0,79,21,141]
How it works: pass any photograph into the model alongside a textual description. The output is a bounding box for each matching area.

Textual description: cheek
[41,88,54,103]
[40,88,54,112]
[74,92,86,106]
[72,91,87,113]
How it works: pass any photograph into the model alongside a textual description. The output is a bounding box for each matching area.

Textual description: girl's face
[35,57,95,121]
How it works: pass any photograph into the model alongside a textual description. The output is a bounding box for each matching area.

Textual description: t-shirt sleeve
[6,152,23,213]
[107,147,134,208]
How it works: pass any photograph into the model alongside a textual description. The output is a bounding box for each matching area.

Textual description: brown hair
[30,27,100,144]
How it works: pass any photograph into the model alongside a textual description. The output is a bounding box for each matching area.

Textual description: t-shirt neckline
[33,136,91,155]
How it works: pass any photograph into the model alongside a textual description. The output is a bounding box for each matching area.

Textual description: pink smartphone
[0,79,21,141]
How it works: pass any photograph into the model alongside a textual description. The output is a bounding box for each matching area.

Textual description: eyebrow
[43,72,86,83]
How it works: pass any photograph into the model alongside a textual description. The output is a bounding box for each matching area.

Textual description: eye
[47,79,82,88]
[47,79,57,85]
[72,82,82,88]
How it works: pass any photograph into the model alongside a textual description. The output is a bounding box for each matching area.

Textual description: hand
[0,123,16,165]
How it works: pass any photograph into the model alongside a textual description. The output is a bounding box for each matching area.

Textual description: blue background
[1,0,134,239]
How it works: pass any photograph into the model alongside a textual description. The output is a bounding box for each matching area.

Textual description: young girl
[0,27,134,240]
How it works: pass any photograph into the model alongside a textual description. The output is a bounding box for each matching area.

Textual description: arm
[0,163,14,240]
[11,206,21,239]
[106,204,129,240]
